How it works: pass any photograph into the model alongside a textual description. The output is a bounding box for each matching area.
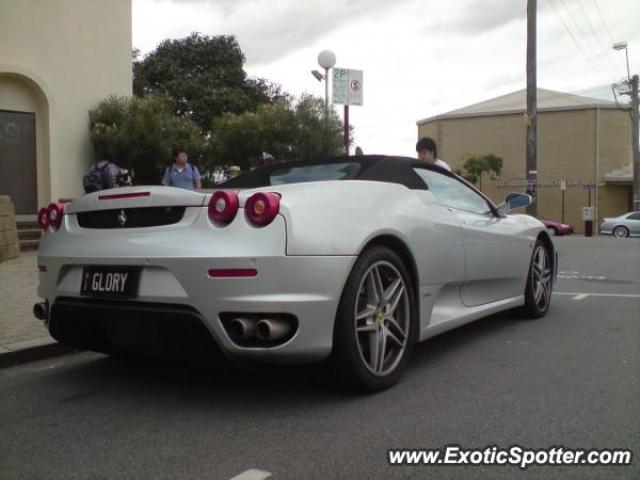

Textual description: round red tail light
[37,207,49,231]
[245,192,280,227]
[46,203,64,231]
[208,190,239,225]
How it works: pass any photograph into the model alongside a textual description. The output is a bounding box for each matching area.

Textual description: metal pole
[632,74,639,211]
[585,186,593,237]
[595,108,600,235]
[624,48,631,80]
[561,189,565,223]
[344,105,349,155]
[526,0,538,217]
[324,67,329,112]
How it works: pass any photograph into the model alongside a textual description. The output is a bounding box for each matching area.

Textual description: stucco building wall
[0,0,132,212]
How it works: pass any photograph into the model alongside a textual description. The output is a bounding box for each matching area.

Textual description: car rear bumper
[38,253,356,363]
[37,207,358,362]
[49,297,229,364]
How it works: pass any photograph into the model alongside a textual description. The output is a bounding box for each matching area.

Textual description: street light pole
[324,67,329,111]
[317,50,336,113]
[613,41,631,80]
[624,49,631,81]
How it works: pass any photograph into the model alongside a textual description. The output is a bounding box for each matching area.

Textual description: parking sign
[333,68,363,106]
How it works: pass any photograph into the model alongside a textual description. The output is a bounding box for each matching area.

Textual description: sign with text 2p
[333,68,363,106]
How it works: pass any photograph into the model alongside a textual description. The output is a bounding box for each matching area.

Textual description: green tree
[208,94,345,170]
[89,95,205,184]
[133,33,284,130]
[460,154,503,191]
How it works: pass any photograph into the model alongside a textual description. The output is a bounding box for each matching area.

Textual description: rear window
[270,162,361,185]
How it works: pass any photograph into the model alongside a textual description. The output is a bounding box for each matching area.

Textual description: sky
[133,0,639,157]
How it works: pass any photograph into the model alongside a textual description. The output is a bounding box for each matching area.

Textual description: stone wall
[0,196,20,261]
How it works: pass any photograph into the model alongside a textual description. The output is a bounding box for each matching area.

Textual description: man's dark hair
[173,148,187,158]
[416,137,437,157]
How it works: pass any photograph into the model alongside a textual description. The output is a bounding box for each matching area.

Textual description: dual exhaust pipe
[229,317,292,343]
[33,302,49,321]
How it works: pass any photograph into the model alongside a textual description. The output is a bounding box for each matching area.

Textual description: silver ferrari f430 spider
[35,155,557,391]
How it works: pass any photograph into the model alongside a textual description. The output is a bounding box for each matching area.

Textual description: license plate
[81,266,140,298]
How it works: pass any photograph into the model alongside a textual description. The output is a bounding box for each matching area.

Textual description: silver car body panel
[38,180,556,362]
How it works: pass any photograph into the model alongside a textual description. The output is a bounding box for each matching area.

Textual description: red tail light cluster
[208,191,280,228]
[245,192,280,227]
[37,207,49,230]
[37,203,64,232]
[208,190,239,225]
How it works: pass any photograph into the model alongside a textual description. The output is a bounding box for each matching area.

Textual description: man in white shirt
[416,137,451,171]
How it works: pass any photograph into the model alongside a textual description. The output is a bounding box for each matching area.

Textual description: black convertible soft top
[220,154,501,215]
[219,155,448,190]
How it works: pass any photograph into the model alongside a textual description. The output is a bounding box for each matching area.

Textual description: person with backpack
[83,155,126,193]
[162,149,202,190]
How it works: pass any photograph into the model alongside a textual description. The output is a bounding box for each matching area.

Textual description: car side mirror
[497,193,534,216]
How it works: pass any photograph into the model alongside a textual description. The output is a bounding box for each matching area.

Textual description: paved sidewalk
[0,252,52,356]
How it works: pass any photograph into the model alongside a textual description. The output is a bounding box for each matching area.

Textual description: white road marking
[572,294,588,300]
[558,275,606,280]
[230,469,272,480]
[557,270,608,280]
[556,292,640,299]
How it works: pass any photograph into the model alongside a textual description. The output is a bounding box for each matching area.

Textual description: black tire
[519,240,553,319]
[613,226,630,239]
[330,246,416,392]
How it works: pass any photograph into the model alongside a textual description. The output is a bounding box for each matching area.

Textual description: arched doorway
[0,72,50,215]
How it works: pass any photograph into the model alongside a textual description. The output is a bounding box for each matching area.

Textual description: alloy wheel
[353,261,410,377]
[532,245,552,311]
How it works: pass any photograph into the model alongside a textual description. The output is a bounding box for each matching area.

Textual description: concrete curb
[0,338,76,369]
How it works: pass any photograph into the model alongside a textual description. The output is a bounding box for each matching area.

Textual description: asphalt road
[1,236,639,480]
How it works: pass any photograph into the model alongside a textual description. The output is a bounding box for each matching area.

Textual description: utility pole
[526,0,538,216]
[632,75,639,211]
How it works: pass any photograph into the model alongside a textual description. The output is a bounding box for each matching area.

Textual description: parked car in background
[538,218,574,236]
[600,211,640,238]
